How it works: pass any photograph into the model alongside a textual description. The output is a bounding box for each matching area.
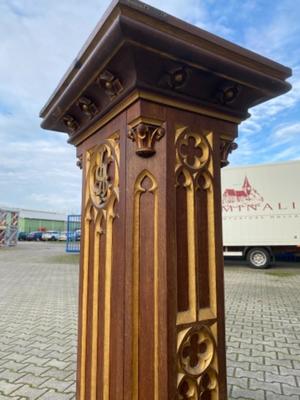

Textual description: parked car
[75,229,81,241]
[58,231,67,241]
[18,232,28,241]
[27,231,43,241]
[65,230,80,241]
[41,231,60,241]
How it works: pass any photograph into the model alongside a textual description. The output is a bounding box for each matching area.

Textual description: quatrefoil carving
[178,326,215,377]
[177,129,211,171]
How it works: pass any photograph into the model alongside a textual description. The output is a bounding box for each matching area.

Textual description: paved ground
[0,243,300,399]
[0,243,78,400]
[225,261,300,399]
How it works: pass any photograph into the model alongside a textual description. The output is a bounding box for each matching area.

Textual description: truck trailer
[221,160,300,268]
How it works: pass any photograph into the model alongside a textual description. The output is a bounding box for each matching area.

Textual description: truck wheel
[246,248,270,269]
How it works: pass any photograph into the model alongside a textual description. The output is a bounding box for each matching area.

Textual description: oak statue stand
[40,1,291,399]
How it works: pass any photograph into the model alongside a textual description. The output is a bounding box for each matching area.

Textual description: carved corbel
[77,96,98,119]
[76,156,83,169]
[128,123,165,157]
[63,115,79,134]
[97,70,123,100]
[220,139,238,167]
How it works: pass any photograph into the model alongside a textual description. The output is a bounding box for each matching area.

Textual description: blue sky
[0,0,299,212]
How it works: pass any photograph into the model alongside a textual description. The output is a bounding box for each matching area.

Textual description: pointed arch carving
[132,169,159,400]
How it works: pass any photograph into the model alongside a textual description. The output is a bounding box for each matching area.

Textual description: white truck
[221,160,300,268]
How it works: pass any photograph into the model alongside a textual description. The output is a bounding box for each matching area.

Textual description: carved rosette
[177,326,218,399]
[77,96,98,119]
[215,83,240,105]
[63,115,79,134]
[220,139,238,168]
[97,70,123,100]
[128,123,165,157]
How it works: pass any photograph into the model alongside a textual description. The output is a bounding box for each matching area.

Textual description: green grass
[48,254,80,264]
[265,271,299,278]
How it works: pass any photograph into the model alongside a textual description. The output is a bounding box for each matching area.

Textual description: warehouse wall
[19,218,67,233]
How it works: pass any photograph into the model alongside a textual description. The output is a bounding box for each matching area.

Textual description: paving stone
[13,384,48,399]
[41,368,75,380]
[266,393,299,400]
[250,377,282,394]
[235,367,264,381]
[231,386,265,400]
[0,360,28,371]
[227,376,248,388]
[279,366,300,376]
[44,359,70,369]
[19,365,51,376]
[0,370,26,382]
[282,383,300,396]
[40,378,74,392]
[39,390,75,400]
[265,371,296,386]
[15,373,49,386]
[0,380,23,396]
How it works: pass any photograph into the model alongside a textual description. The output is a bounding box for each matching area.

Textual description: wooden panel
[77,114,125,400]
[176,172,189,312]
[195,185,210,310]
[131,171,159,399]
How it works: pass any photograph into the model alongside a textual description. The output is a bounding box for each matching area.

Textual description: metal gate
[66,214,81,253]
[0,208,19,247]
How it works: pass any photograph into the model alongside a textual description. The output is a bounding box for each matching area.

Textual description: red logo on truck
[223,177,264,206]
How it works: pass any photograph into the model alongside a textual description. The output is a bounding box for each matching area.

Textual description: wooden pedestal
[40,1,291,399]
[75,99,236,399]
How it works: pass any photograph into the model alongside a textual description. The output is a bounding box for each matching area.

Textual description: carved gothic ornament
[215,83,240,105]
[86,134,120,211]
[160,66,188,90]
[63,115,79,134]
[128,123,165,157]
[177,325,218,399]
[168,67,188,89]
[76,156,83,170]
[97,70,123,100]
[77,96,98,119]
[220,139,238,168]
[175,127,213,190]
